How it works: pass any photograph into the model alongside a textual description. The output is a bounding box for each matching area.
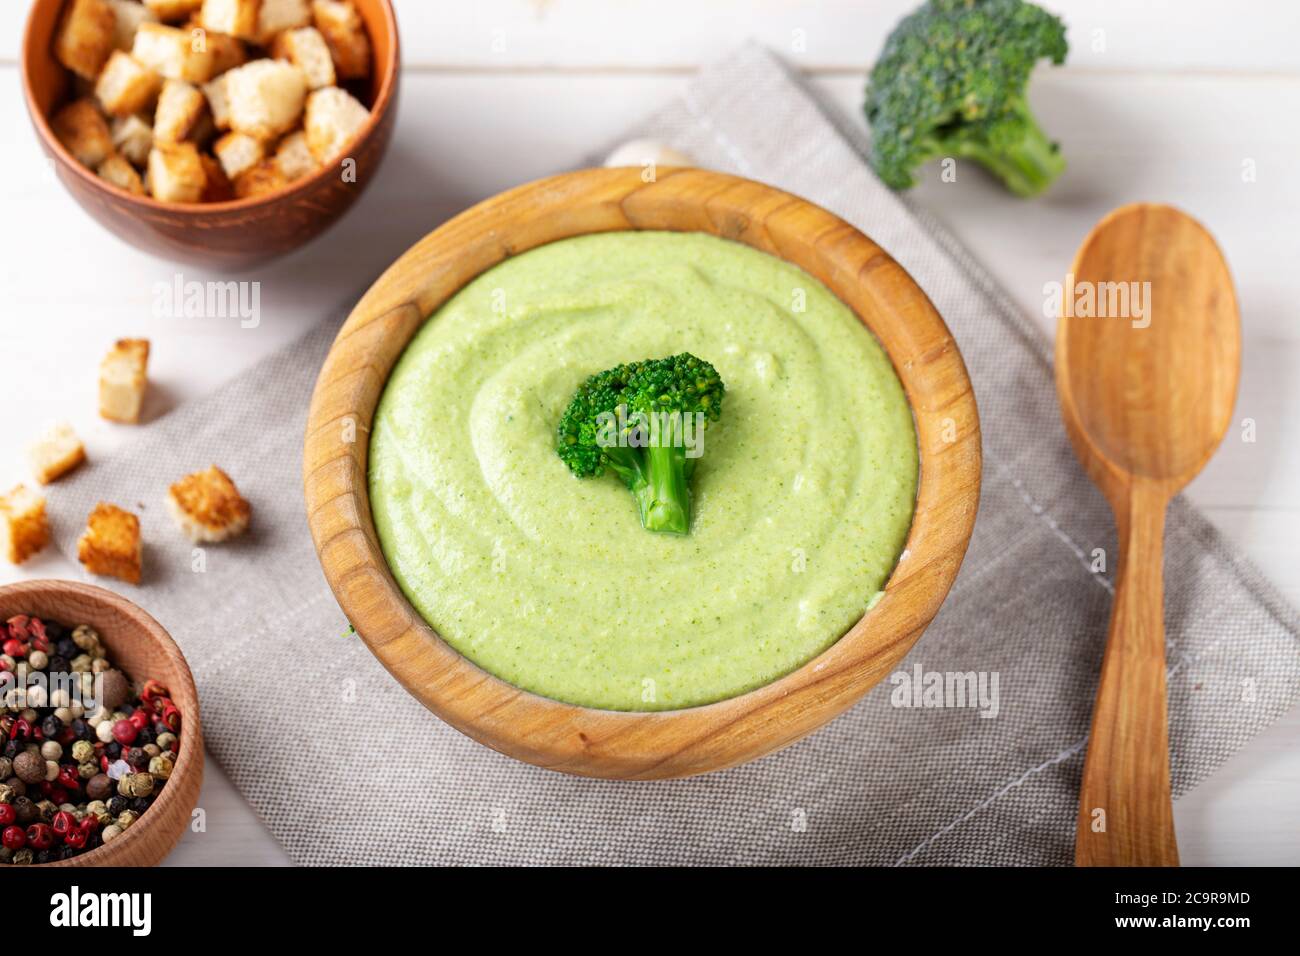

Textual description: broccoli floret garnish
[864,0,1068,197]
[557,353,725,535]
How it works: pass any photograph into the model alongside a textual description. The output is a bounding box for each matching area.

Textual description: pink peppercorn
[1,826,25,850]
[25,823,54,850]
[111,720,138,745]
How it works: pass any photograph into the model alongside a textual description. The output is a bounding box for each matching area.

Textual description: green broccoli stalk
[864,0,1069,197]
[556,353,724,535]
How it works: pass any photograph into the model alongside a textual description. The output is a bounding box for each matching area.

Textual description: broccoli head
[864,0,1068,197]
[557,353,725,535]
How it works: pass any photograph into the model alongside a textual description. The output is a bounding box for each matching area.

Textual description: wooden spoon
[1056,203,1240,866]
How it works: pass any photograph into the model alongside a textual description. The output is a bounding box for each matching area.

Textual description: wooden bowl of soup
[303,167,981,779]
[20,0,399,268]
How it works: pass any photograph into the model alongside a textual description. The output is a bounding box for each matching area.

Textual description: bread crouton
[202,74,232,129]
[95,50,163,117]
[147,140,206,202]
[304,85,367,163]
[271,26,335,90]
[226,59,307,140]
[233,158,290,198]
[51,98,114,167]
[55,0,117,80]
[213,130,265,179]
[199,153,234,201]
[199,28,247,75]
[311,0,369,80]
[143,0,204,22]
[166,466,251,542]
[108,0,159,51]
[98,152,147,194]
[133,22,215,83]
[112,114,154,166]
[77,503,143,584]
[98,338,151,423]
[0,486,50,565]
[273,129,316,179]
[199,0,259,40]
[154,79,208,141]
[27,423,87,485]
[256,0,312,45]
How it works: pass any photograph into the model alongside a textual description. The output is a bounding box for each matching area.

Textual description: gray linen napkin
[50,44,1300,865]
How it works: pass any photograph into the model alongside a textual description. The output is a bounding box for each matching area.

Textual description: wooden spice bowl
[303,167,982,780]
[0,580,203,867]
[20,0,400,269]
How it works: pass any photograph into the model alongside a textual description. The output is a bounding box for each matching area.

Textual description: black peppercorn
[136,727,155,746]
[126,747,146,768]
[12,797,37,824]
[130,797,151,814]
[107,796,127,817]
[40,716,63,739]
[3,741,19,760]
[105,742,122,759]
[71,718,92,741]
[47,656,69,675]
[35,849,53,865]
[55,637,76,657]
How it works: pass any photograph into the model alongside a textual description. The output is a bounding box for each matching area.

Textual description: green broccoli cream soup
[369,231,918,711]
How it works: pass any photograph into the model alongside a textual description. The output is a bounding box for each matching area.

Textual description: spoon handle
[1075,480,1179,866]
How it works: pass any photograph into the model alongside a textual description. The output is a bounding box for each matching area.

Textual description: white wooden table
[2,0,1297,866]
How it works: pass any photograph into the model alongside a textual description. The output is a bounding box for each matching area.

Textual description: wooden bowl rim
[303,167,982,778]
[20,0,400,215]
[0,580,204,867]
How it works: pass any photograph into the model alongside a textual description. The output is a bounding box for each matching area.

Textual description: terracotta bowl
[0,580,203,867]
[303,167,982,780]
[21,0,400,269]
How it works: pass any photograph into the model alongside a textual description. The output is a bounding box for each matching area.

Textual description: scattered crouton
[98,338,151,423]
[154,79,207,141]
[273,129,316,179]
[233,158,289,198]
[112,114,154,166]
[304,85,367,163]
[51,98,114,167]
[147,140,206,201]
[27,423,87,485]
[213,129,265,179]
[0,486,50,565]
[167,466,251,542]
[55,0,117,80]
[226,59,307,140]
[97,151,147,193]
[95,50,163,117]
[108,0,159,51]
[199,0,259,40]
[143,0,204,22]
[199,153,234,201]
[311,0,369,80]
[271,26,335,90]
[133,21,215,83]
[77,503,143,584]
